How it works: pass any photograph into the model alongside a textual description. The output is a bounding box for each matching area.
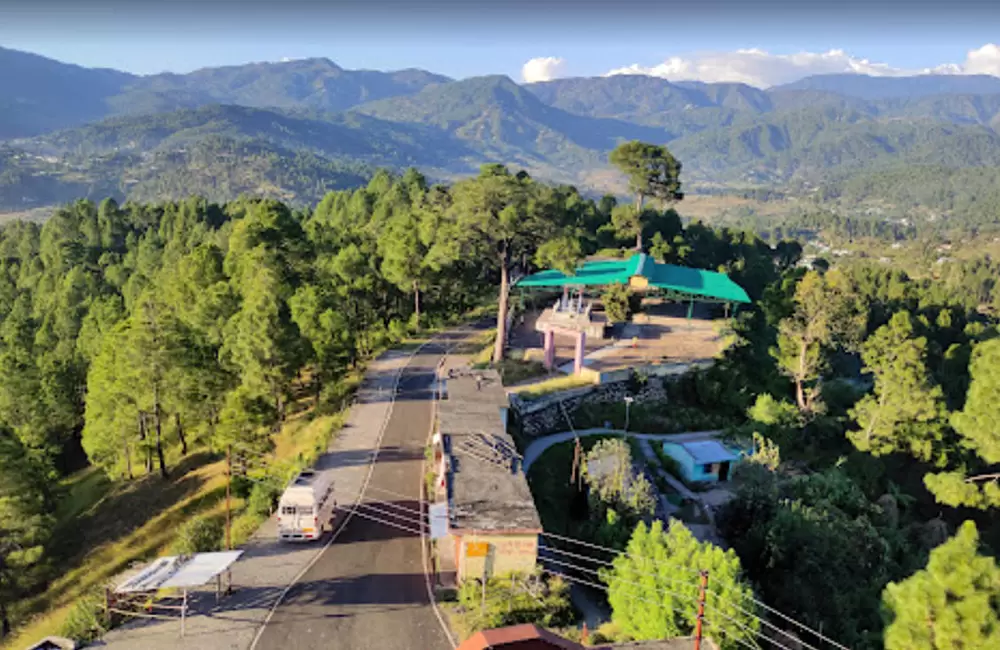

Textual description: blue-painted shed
[662,439,740,484]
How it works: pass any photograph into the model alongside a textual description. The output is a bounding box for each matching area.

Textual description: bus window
[281,506,297,515]
[299,506,314,516]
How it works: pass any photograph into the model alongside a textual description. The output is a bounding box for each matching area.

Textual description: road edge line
[421,351,458,649]
[248,336,437,650]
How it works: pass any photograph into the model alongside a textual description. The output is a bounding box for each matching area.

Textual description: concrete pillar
[574,330,587,375]
[543,329,555,370]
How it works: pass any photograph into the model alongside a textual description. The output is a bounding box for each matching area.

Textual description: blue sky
[2,1,999,86]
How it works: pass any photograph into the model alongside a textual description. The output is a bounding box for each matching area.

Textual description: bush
[246,477,282,517]
[452,570,573,639]
[230,510,266,547]
[231,474,254,499]
[60,588,108,643]
[171,515,224,555]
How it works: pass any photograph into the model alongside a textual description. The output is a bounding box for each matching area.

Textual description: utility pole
[225,444,232,551]
[570,437,582,488]
[694,570,709,650]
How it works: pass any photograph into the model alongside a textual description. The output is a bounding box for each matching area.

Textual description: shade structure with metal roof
[115,551,244,594]
[513,253,751,305]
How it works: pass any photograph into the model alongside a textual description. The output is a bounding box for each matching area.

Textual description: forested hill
[6,45,1000,217]
[0,46,450,138]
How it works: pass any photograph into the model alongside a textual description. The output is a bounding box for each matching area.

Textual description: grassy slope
[1,378,358,650]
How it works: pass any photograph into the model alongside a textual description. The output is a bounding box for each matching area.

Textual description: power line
[703,620,763,650]
[337,467,834,648]
[347,507,425,537]
[539,529,847,649]
[703,601,796,650]
[704,588,824,650]
[365,484,423,502]
[538,547,801,650]
[359,497,428,520]
[737,594,851,650]
[542,568,734,650]
[538,544,702,599]
[353,502,427,530]
[538,552,701,608]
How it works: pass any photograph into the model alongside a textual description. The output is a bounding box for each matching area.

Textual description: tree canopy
[601,520,757,650]
[882,521,1000,650]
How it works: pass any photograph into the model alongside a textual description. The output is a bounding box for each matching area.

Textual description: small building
[457,624,584,650]
[456,624,715,650]
[432,369,543,582]
[661,439,740,484]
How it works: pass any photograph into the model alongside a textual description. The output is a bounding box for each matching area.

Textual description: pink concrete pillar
[543,329,556,370]
[574,330,587,375]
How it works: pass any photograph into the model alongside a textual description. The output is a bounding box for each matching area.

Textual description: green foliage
[771,269,865,413]
[949,338,1000,464]
[58,587,108,643]
[747,393,800,428]
[882,521,1000,650]
[718,467,917,649]
[609,141,683,250]
[847,311,948,463]
[246,478,282,517]
[170,515,224,555]
[601,284,635,323]
[0,431,54,636]
[534,233,585,276]
[924,338,1000,509]
[601,520,757,649]
[583,438,655,521]
[453,570,573,639]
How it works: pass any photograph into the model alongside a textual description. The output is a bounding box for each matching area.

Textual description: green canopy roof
[513,254,751,304]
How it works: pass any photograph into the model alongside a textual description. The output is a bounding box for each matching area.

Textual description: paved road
[521,428,722,472]
[254,337,461,650]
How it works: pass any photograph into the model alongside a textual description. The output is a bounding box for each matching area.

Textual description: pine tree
[0,432,52,639]
[925,338,1000,508]
[848,311,947,462]
[601,520,757,649]
[608,141,684,251]
[883,521,1000,649]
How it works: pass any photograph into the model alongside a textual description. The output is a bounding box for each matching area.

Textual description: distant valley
[4,45,1000,229]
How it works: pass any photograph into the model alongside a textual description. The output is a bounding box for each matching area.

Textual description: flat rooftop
[443,367,509,408]
[438,401,506,437]
[447,431,542,533]
[676,440,739,464]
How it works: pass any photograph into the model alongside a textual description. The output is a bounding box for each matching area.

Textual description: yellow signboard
[466,541,489,558]
[629,275,649,290]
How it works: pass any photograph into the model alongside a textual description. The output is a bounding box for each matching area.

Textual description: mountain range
[4,45,1000,215]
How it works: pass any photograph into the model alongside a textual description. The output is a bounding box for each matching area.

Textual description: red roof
[457,624,587,650]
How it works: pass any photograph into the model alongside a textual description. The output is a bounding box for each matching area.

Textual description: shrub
[453,570,573,638]
[246,477,282,517]
[59,588,108,643]
[230,510,266,547]
[171,515,224,555]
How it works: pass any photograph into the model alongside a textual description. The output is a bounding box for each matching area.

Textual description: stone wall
[511,375,671,438]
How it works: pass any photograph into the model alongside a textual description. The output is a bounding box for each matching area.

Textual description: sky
[3,0,1000,88]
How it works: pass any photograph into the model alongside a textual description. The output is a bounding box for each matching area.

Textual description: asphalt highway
[255,337,460,650]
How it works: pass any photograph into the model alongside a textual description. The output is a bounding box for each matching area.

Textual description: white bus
[277,469,336,542]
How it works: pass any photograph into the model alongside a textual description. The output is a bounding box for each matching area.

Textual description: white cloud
[603,44,1000,88]
[963,43,1000,76]
[521,56,567,83]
